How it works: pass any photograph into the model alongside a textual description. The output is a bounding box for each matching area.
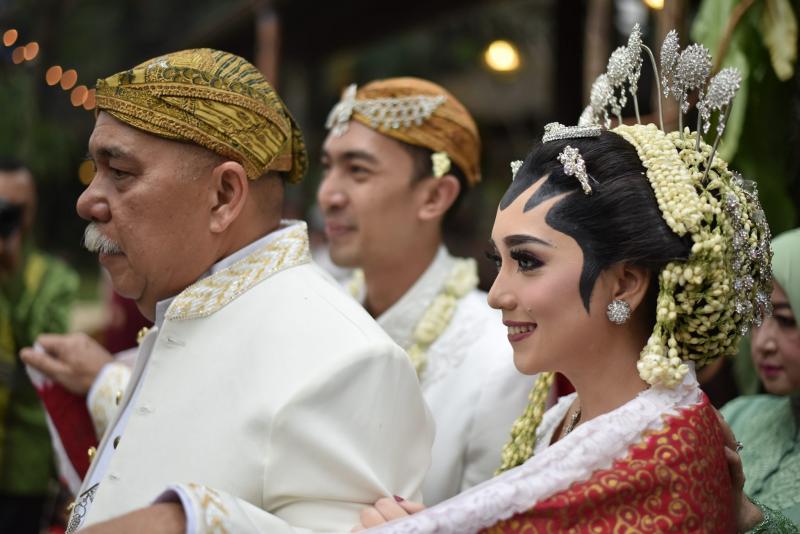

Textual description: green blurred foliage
[693,0,800,234]
[0,0,245,270]
[0,70,78,182]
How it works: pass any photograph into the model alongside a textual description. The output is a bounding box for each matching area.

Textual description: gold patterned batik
[95,48,307,183]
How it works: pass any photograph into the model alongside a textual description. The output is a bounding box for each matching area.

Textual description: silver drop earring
[606,299,631,324]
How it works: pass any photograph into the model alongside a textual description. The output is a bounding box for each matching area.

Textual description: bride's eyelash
[509,249,543,272]
[485,250,501,270]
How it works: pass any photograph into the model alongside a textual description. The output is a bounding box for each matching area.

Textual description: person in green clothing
[722,227,800,526]
[0,158,79,533]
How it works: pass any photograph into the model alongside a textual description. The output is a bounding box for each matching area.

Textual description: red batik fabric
[482,397,734,534]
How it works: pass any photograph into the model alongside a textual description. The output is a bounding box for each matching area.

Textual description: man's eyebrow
[90,145,134,161]
[340,150,380,165]
[504,234,553,248]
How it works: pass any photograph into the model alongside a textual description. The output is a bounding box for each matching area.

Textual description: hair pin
[510,160,523,180]
[557,146,592,195]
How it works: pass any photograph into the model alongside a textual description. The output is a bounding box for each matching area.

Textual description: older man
[22,49,432,534]
[0,159,78,533]
[319,78,532,505]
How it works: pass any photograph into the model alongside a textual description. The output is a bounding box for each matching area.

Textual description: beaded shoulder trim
[166,223,311,321]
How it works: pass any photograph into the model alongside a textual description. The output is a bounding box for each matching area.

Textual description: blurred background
[0,0,798,318]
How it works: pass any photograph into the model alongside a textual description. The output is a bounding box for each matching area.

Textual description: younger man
[319,78,532,504]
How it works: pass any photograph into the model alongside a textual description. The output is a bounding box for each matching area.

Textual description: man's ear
[417,174,460,222]
[208,161,249,234]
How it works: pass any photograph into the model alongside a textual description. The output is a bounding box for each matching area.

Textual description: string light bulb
[70,85,88,107]
[22,41,39,61]
[484,40,521,72]
[78,159,95,185]
[5,31,97,112]
[11,46,24,64]
[83,88,96,111]
[45,65,63,85]
[60,69,78,90]
[2,29,18,47]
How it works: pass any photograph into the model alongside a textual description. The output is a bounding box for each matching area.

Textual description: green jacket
[0,242,78,495]
[722,394,800,526]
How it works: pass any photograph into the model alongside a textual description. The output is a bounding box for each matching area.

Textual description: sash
[370,369,734,533]
[483,398,734,533]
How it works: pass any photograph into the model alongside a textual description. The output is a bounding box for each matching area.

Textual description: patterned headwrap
[95,48,307,183]
[326,77,481,186]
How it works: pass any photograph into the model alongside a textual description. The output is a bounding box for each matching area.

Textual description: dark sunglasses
[0,198,23,239]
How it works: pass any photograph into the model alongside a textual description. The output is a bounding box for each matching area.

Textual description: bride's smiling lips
[504,320,537,342]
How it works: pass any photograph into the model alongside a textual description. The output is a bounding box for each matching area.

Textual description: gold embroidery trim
[166,224,311,321]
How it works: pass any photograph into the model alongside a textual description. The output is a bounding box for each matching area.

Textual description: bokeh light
[60,69,78,90]
[78,159,95,186]
[23,41,39,60]
[46,65,63,86]
[643,0,665,9]
[11,46,24,64]
[83,88,97,111]
[71,85,89,106]
[2,29,18,47]
[484,40,521,72]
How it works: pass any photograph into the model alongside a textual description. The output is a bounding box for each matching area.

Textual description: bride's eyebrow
[504,234,553,248]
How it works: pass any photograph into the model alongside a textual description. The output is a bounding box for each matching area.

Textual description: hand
[20,333,113,395]
[352,496,425,531]
[714,409,762,532]
[79,502,185,533]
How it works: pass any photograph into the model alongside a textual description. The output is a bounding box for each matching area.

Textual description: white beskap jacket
[70,222,434,533]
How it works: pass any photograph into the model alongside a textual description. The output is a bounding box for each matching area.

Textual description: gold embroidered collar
[166,222,311,321]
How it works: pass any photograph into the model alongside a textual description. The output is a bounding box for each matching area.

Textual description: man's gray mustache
[83,223,122,254]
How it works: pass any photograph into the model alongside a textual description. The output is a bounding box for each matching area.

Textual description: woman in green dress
[723,227,800,525]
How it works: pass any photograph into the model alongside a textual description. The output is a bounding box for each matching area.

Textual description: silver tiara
[577,23,742,178]
[325,83,447,137]
[542,122,601,143]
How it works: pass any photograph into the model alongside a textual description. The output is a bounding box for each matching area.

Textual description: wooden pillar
[255,1,280,88]
[555,0,586,121]
[582,0,612,103]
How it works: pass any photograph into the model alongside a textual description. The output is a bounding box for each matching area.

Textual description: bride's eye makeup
[485,250,502,271]
[509,249,543,272]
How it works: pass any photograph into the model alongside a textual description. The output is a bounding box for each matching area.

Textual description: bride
[357,26,793,533]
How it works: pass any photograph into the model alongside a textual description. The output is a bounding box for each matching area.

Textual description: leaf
[692,0,742,50]
[717,50,749,162]
[760,0,798,80]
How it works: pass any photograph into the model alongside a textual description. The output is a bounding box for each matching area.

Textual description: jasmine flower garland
[349,258,479,378]
[614,124,771,388]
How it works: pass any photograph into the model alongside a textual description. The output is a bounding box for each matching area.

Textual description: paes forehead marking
[499,166,542,210]
[524,175,575,213]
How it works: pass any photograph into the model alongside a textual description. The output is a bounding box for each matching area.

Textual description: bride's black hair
[500,130,691,314]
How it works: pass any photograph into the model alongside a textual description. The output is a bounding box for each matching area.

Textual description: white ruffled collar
[370,365,702,533]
